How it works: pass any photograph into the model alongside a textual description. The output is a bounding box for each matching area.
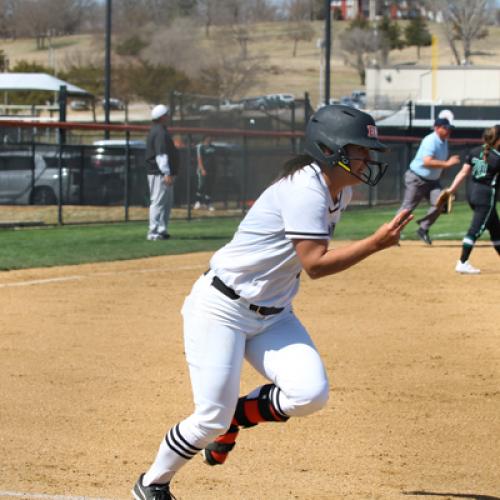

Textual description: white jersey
[210,163,352,308]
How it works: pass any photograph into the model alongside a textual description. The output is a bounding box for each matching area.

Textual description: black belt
[209,273,284,316]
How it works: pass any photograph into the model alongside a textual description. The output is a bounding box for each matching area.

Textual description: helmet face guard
[337,155,389,187]
[304,105,389,186]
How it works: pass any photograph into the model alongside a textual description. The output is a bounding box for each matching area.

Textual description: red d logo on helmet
[367,125,378,138]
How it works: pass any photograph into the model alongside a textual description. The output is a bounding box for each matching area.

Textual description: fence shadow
[403,490,500,500]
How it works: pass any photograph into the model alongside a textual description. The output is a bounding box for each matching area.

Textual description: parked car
[241,96,268,111]
[101,98,125,111]
[351,90,367,108]
[0,150,80,205]
[199,99,243,113]
[70,99,90,111]
[316,98,340,110]
[340,96,360,109]
[89,140,147,205]
[241,94,295,111]
[92,140,145,162]
[264,93,295,109]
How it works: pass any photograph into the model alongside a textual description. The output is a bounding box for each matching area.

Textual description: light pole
[324,0,331,105]
[317,38,324,106]
[104,0,112,138]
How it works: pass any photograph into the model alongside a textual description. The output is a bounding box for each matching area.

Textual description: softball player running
[132,105,413,500]
[445,124,500,274]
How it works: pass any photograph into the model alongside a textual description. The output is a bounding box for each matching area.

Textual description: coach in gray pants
[399,117,460,245]
[145,104,179,241]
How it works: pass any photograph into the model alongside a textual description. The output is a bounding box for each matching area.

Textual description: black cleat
[131,473,175,500]
[417,228,432,245]
[201,440,237,466]
[156,233,171,240]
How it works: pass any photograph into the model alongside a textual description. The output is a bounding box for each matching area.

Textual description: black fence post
[124,129,130,222]
[179,93,185,123]
[57,85,67,225]
[368,184,374,208]
[397,146,403,203]
[241,133,248,215]
[169,91,176,121]
[79,146,85,204]
[291,101,297,153]
[186,134,193,221]
[304,92,312,126]
[407,100,413,134]
[57,142,64,225]
[30,141,36,200]
[58,85,67,145]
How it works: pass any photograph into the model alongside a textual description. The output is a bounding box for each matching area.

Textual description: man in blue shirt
[399,117,460,244]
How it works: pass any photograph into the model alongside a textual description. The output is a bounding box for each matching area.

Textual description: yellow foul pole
[431,35,438,101]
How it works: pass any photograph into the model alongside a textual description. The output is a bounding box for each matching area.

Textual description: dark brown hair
[482,124,500,160]
[275,154,316,181]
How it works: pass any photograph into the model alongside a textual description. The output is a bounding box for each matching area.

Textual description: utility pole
[104,0,112,138]
[324,0,331,105]
[369,0,376,20]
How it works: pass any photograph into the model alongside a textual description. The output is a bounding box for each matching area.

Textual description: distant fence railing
[0,119,483,227]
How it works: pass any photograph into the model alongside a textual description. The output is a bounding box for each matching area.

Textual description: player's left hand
[435,188,455,214]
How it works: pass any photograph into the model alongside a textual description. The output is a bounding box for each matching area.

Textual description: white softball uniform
[143,163,352,485]
[211,162,352,307]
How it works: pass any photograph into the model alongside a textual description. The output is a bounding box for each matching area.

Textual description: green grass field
[0,203,474,271]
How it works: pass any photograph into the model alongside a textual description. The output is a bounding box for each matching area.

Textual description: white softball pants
[144,271,329,485]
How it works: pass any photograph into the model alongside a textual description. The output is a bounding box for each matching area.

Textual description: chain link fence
[0,119,482,227]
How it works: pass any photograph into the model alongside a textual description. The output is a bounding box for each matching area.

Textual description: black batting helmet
[304,105,389,186]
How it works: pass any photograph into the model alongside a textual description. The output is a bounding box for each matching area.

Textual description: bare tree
[231,25,251,59]
[285,0,309,20]
[142,18,204,77]
[211,22,252,60]
[284,0,315,57]
[196,0,218,37]
[57,0,96,34]
[340,28,378,85]
[0,0,15,38]
[12,0,54,48]
[286,22,315,57]
[199,54,268,98]
[113,0,152,32]
[11,0,94,46]
[430,0,491,65]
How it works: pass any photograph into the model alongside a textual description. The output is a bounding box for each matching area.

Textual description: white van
[0,150,80,204]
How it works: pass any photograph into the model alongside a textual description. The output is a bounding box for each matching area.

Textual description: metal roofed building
[0,73,92,97]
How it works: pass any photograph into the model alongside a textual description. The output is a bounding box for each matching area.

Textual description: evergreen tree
[404,15,432,59]
[377,16,404,65]
[377,16,404,51]
[0,49,9,72]
[347,16,370,31]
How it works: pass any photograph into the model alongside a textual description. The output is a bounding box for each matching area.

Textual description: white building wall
[366,66,500,106]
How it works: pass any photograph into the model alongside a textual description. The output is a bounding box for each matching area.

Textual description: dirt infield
[1,242,499,500]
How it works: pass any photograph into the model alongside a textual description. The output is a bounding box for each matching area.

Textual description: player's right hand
[446,155,461,167]
[372,209,413,250]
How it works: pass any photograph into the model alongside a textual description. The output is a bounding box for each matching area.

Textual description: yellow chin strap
[337,159,351,173]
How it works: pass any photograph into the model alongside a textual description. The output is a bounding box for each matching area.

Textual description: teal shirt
[409,131,448,181]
